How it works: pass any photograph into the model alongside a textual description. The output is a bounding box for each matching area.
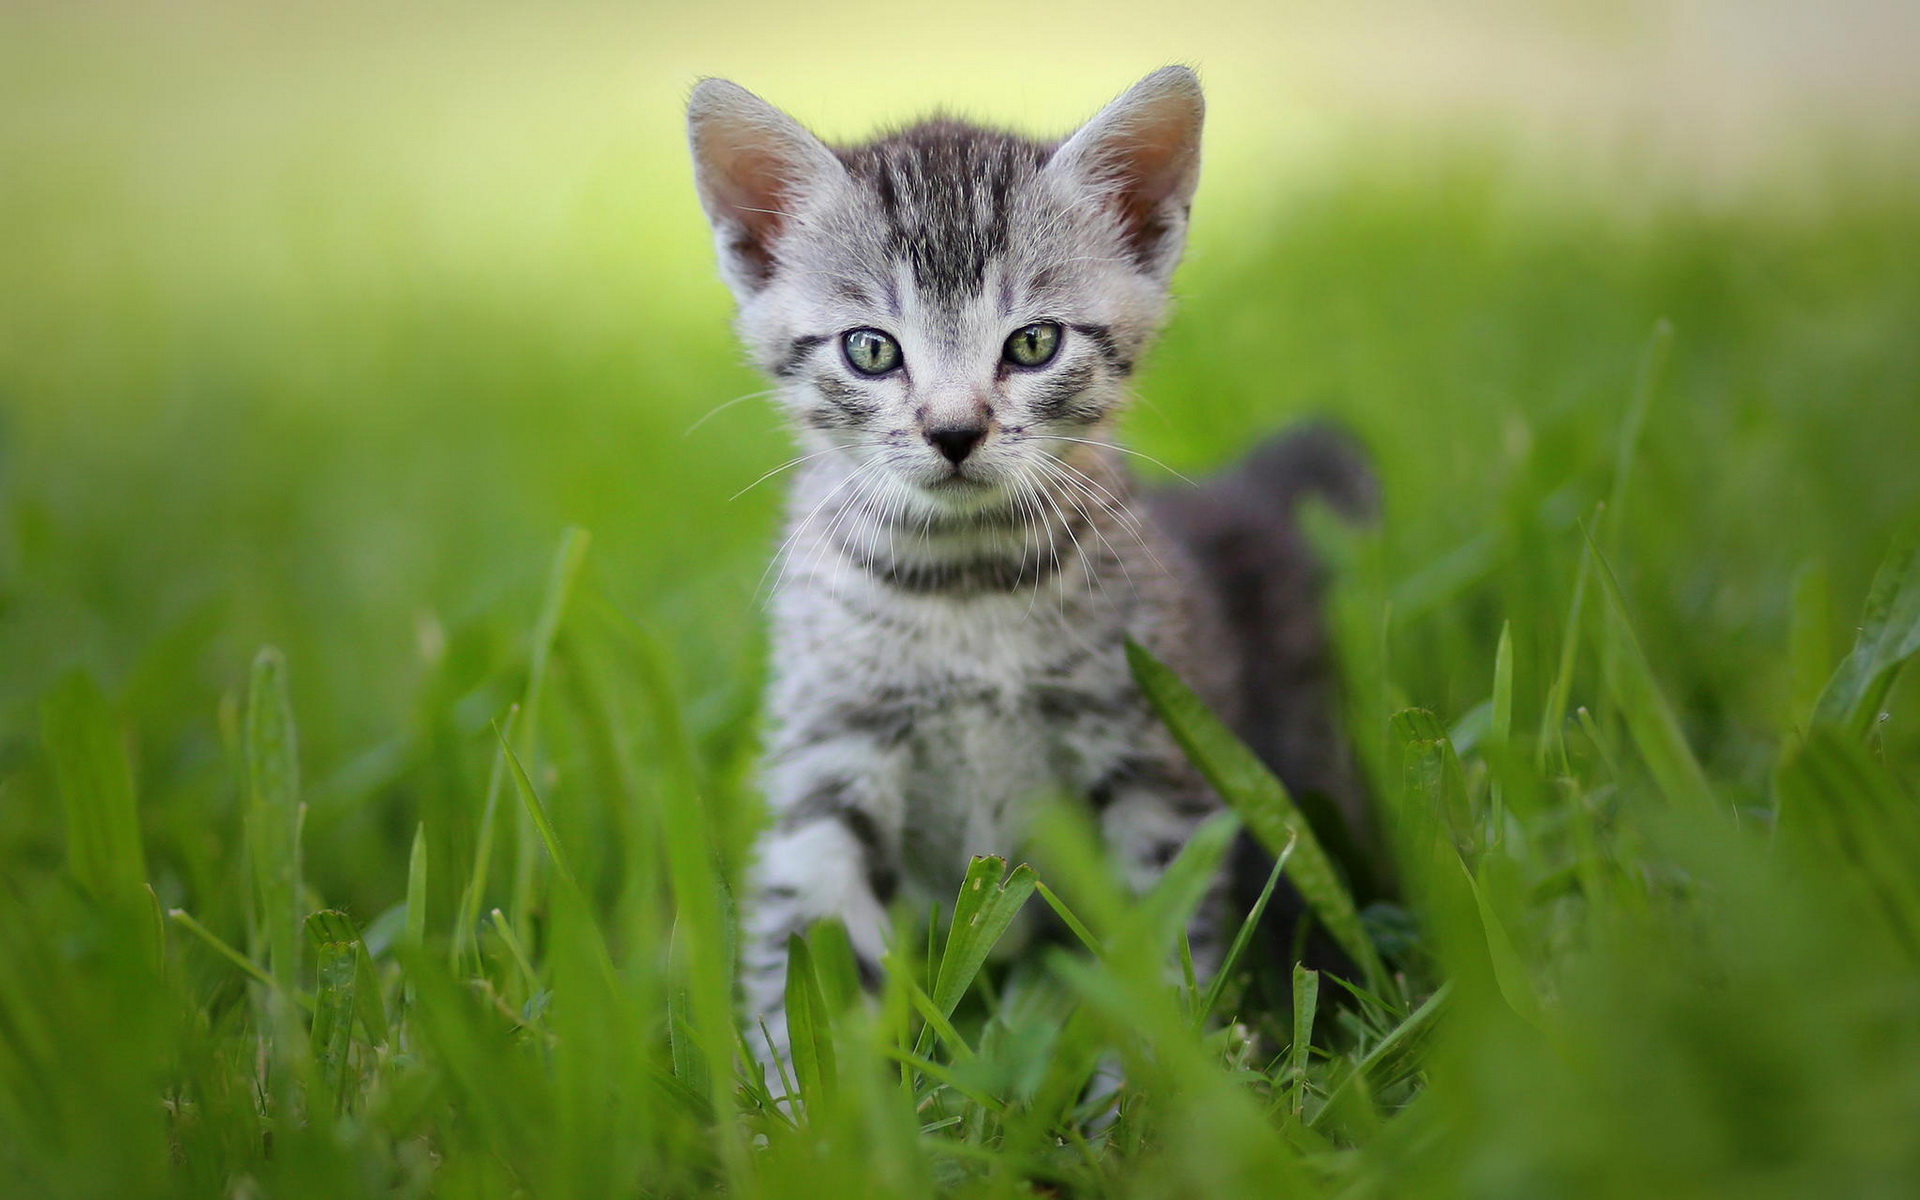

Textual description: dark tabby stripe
[837,122,1051,301]
[784,699,919,751]
[802,374,879,430]
[774,334,827,379]
[831,501,1093,594]
[1028,360,1100,422]
[843,541,1085,595]
[1069,323,1134,376]
[1088,756,1205,814]
[779,779,899,903]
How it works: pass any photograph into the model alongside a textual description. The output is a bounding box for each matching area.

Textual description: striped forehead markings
[839,122,1052,302]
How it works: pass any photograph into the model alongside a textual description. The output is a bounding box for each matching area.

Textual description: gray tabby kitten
[686,66,1372,1069]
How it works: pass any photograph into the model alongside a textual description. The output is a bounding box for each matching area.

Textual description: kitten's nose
[927,425,986,465]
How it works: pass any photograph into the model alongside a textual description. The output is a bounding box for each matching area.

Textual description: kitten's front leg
[1075,747,1229,1131]
[741,735,905,1076]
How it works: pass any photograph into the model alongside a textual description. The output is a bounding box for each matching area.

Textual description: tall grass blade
[1127,638,1387,991]
[1491,621,1514,826]
[454,703,517,969]
[1813,522,1920,735]
[1309,982,1450,1131]
[405,822,428,949]
[1198,835,1295,1024]
[784,934,838,1106]
[1290,964,1318,1120]
[931,856,1038,1022]
[1580,525,1718,813]
[168,908,310,1010]
[1604,318,1673,552]
[510,526,592,937]
[42,672,146,908]
[1774,727,1920,960]
[1538,514,1597,773]
[245,647,304,986]
[305,910,362,1114]
[1458,856,1544,1030]
[496,721,581,895]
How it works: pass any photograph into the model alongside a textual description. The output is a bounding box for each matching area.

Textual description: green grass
[4,36,1920,1197]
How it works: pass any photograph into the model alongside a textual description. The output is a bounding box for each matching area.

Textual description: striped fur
[688,67,1368,1078]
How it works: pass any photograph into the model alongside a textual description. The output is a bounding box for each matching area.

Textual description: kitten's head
[687,67,1203,517]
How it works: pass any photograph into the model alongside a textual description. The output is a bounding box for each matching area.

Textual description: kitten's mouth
[920,467,998,507]
[925,461,994,491]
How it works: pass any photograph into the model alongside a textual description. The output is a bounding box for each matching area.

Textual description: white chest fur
[766,556,1143,896]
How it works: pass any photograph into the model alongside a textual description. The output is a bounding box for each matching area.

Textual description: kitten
[686,66,1372,1071]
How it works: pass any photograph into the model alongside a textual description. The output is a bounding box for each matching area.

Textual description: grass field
[4,7,1920,1197]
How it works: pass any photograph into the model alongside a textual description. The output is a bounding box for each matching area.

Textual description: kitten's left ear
[1048,66,1205,282]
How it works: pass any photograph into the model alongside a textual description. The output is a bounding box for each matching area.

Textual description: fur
[686,67,1371,1072]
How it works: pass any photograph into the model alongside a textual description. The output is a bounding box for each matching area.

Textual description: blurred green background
[3,2,1919,1196]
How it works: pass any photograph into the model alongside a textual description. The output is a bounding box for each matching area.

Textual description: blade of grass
[489,907,541,998]
[454,704,517,970]
[1034,881,1102,956]
[1490,621,1514,832]
[931,857,1038,1023]
[1813,521,1920,735]
[306,911,362,1115]
[1604,318,1673,555]
[1290,964,1319,1120]
[42,672,147,910]
[1197,834,1296,1026]
[1775,727,1920,960]
[405,822,428,949]
[169,908,312,1012]
[1538,510,1598,774]
[785,934,839,1106]
[1308,982,1450,1130]
[1580,523,1718,814]
[1128,639,1387,992]
[245,648,304,987]
[496,720,581,896]
[1458,856,1544,1031]
[509,527,591,941]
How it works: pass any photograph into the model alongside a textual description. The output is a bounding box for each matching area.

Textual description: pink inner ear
[696,122,808,285]
[715,141,794,243]
[1101,108,1199,264]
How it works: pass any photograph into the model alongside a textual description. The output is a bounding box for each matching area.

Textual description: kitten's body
[687,69,1369,1067]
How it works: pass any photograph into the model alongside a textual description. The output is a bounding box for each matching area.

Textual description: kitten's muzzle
[926,424,986,466]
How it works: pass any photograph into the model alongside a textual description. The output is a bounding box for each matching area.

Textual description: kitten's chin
[905,470,1005,514]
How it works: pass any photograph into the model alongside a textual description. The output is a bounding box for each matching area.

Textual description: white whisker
[684,387,782,437]
[1030,434,1197,487]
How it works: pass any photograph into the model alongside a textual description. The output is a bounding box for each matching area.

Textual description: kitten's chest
[804,591,1139,890]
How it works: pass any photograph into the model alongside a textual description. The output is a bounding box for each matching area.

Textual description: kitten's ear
[687,79,845,296]
[1048,66,1205,281]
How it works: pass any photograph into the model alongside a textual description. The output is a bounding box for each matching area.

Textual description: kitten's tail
[1227,420,1379,527]
[1196,421,1379,880]
[1150,420,1386,988]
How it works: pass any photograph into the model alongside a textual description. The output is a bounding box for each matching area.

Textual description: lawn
[3,8,1919,1198]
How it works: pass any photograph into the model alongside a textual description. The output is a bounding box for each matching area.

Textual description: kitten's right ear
[687,79,844,297]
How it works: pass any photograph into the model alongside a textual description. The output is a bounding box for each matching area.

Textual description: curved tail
[1227,420,1379,527]
[1149,420,1386,987]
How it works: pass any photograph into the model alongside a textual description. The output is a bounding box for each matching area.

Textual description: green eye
[1004,322,1061,368]
[842,328,901,376]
